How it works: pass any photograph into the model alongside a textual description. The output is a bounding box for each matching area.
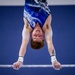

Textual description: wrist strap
[51,56,57,63]
[18,57,24,63]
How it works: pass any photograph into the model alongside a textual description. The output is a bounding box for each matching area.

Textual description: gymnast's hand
[13,61,23,70]
[52,60,61,70]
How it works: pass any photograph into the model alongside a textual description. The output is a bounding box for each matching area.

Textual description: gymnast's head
[30,23,44,50]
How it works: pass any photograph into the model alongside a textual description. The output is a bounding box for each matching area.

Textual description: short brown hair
[30,39,44,50]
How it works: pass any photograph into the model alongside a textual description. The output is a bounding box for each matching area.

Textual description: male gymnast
[13,0,61,70]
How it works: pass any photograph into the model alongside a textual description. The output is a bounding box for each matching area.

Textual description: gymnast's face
[31,24,44,42]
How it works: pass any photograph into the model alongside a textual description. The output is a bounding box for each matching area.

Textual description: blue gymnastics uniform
[24,0,51,29]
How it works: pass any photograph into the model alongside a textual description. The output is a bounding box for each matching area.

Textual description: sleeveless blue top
[24,0,51,29]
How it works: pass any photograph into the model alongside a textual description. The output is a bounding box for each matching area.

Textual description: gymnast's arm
[45,15,61,70]
[45,20,55,57]
[19,24,30,57]
[13,18,30,70]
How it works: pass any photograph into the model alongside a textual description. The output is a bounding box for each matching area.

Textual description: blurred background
[0,0,75,75]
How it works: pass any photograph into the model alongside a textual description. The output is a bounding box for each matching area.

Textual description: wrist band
[18,57,24,63]
[51,56,57,63]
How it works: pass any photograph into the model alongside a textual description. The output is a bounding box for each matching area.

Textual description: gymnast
[13,0,61,70]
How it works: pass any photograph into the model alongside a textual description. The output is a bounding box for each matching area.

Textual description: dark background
[0,5,75,75]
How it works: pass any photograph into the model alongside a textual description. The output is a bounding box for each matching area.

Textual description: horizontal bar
[0,64,75,68]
